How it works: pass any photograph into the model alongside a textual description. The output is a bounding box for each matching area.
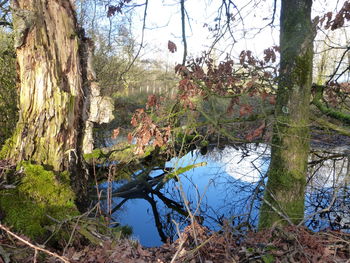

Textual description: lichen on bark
[259,0,314,229]
[2,0,113,214]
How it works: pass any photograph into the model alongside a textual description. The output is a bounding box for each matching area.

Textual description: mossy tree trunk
[259,0,314,228]
[6,0,92,209]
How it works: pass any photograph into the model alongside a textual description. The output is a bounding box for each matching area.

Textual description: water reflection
[98,144,350,247]
[306,149,350,231]
[98,144,268,246]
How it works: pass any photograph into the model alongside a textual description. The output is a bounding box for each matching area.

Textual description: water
[100,144,350,247]
[108,144,270,247]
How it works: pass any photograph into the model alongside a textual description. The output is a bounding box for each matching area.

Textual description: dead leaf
[168,40,177,53]
[112,128,120,139]
[127,133,133,143]
[239,104,253,116]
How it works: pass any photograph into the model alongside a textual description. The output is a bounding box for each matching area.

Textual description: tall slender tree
[259,0,314,228]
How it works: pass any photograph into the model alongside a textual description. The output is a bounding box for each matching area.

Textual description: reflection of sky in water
[113,144,270,247]
[106,145,350,247]
[305,152,350,231]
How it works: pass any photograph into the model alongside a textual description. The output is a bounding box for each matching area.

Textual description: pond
[99,144,350,247]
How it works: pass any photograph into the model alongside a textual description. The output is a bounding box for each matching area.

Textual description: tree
[94,0,350,230]
[2,0,113,209]
[259,0,314,228]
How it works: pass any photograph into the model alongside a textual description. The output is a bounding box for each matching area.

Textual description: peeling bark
[82,41,114,154]
[6,0,113,210]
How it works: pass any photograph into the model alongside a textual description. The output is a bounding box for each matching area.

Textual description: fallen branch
[0,224,70,263]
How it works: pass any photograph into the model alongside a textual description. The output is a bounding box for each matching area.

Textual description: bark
[6,0,113,209]
[259,0,314,228]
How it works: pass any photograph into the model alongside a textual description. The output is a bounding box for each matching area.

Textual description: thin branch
[335,65,350,82]
[180,0,187,65]
[0,224,70,263]
[266,0,277,26]
[0,0,9,9]
[262,197,294,226]
[299,181,340,227]
[119,0,148,80]
[170,220,186,263]
[0,20,10,26]
[326,46,350,84]
[111,197,129,214]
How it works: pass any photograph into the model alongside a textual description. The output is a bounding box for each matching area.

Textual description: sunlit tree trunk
[6,0,93,208]
[259,0,314,228]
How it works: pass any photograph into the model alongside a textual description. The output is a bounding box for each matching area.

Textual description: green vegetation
[0,30,17,147]
[0,1,350,262]
[0,163,78,239]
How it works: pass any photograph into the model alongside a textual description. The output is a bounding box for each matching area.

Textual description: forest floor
[1,221,350,262]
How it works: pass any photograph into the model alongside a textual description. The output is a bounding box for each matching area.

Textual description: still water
[108,144,269,247]
[101,144,350,247]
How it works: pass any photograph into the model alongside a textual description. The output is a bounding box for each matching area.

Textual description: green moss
[0,190,47,238]
[84,148,104,162]
[19,162,76,207]
[108,144,156,163]
[262,254,275,263]
[259,159,306,229]
[0,137,13,159]
[111,225,133,240]
[0,163,79,240]
[294,49,313,87]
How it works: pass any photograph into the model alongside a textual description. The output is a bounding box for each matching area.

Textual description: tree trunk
[259,0,314,228]
[6,0,94,209]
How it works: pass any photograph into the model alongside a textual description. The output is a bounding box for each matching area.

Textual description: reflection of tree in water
[96,144,270,243]
[96,166,189,243]
[306,150,350,231]
[203,144,269,226]
[153,144,270,239]
[99,145,350,244]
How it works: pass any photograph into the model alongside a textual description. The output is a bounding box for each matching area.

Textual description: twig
[0,244,10,263]
[0,223,70,263]
[298,174,341,227]
[33,249,38,263]
[326,46,350,84]
[262,197,294,226]
[266,0,277,26]
[180,0,187,65]
[119,0,148,80]
[170,220,186,263]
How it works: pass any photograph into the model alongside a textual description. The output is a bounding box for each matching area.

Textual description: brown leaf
[245,122,265,141]
[112,128,120,139]
[261,91,269,101]
[107,5,120,17]
[239,104,253,116]
[269,95,276,105]
[168,40,177,53]
[135,145,145,155]
[141,130,151,145]
[127,133,133,143]
[246,80,255,88]
[147,94,158,109]
[131,116,137,127]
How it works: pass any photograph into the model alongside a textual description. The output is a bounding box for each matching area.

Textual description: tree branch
[312,84,350,124]
[180,0,187,65]
[0,224,70,263]
[119,0,148,81]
